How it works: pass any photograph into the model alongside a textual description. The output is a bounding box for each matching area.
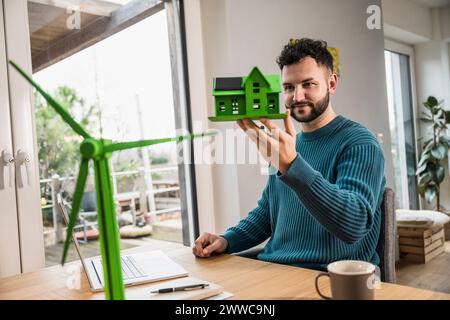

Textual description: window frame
[0,0,22,277]
[384,38,421,209]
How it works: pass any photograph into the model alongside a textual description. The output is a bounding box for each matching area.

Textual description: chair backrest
[376,187,396,283]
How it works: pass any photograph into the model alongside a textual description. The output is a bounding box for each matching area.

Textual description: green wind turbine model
[9,60,215,300]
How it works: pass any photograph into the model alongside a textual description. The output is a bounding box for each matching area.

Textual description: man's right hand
[192,233,228,258]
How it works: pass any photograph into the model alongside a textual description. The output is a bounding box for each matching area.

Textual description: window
[385,46,419,210]
[26,0,196,266]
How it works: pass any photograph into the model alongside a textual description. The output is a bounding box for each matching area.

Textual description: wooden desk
[1,242,449,300]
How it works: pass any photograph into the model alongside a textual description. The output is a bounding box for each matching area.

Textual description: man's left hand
[237,109,297,174]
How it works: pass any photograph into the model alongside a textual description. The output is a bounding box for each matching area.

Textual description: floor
[395,241,450,294]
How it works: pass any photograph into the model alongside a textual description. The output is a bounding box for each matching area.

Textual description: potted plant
[416,96,450,211]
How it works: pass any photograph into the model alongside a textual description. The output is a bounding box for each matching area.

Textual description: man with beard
[192,38,386,271]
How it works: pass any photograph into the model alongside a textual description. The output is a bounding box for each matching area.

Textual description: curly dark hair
[276,38,333,72]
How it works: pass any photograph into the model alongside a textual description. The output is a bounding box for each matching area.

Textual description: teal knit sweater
[222,115,386,271]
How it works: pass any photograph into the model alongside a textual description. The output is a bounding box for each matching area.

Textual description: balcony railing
[40,166,180,244]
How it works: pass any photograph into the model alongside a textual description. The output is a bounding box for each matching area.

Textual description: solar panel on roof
[214,77,242,91]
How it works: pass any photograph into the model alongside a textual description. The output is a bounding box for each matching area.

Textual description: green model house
[209,66,287,121]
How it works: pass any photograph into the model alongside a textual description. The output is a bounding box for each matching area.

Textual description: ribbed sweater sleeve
[278,143,385,244]
[221,183,271,253]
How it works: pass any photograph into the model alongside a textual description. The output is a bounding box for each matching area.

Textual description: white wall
[383,0,433,43]
[414,10,450,210]
[185,0,394,234]
[441,6,450,40]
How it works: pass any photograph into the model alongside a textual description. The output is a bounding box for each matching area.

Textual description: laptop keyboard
[121,256,146,280]
[97,256,146,281]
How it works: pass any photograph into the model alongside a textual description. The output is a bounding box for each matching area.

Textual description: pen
[150,283,210,294]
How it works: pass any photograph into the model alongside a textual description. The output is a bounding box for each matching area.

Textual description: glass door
[27,0,197,267]
[384,42,420,210]
[1,0,197,269]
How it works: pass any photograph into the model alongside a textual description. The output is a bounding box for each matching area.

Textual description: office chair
[376,187,397,283]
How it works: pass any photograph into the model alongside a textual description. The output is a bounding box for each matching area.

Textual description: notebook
[126,277,224,300]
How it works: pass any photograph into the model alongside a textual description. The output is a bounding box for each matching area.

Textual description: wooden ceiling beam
[28,0,122,17]
[31,0,164,73]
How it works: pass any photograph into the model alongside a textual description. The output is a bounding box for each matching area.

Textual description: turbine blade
[8,60,92,140]
[61,159,89,265]
[104,131,218,153]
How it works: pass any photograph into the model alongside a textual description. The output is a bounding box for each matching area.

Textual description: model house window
[268,99,275,110]
[24,0,196,267]
[231,98,239,114]
[253,98,260,109]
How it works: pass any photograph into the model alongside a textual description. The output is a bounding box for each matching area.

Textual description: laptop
[57,196,188,292]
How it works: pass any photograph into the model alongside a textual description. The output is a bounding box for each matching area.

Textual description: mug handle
[315,272,332,300]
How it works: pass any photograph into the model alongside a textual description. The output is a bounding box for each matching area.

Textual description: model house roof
[213,67,281,96]
[242,66,270,88]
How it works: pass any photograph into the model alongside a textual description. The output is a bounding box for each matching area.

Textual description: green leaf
[426,161,436,174]
[425,185,437,203]
[427,96,438,108]
[416,162,428,175]
[431,106,440,115]
[431,144,447,160]
[423,140,434,151]
[435,164,445,184]
[445,111,450,124]
[417,153,431,168]
[421,111,432,120]
[418,184,426,197]
[418,172,431,184]
[434,110,446,127]
[419,117,433,123]
[440,136,450,148]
